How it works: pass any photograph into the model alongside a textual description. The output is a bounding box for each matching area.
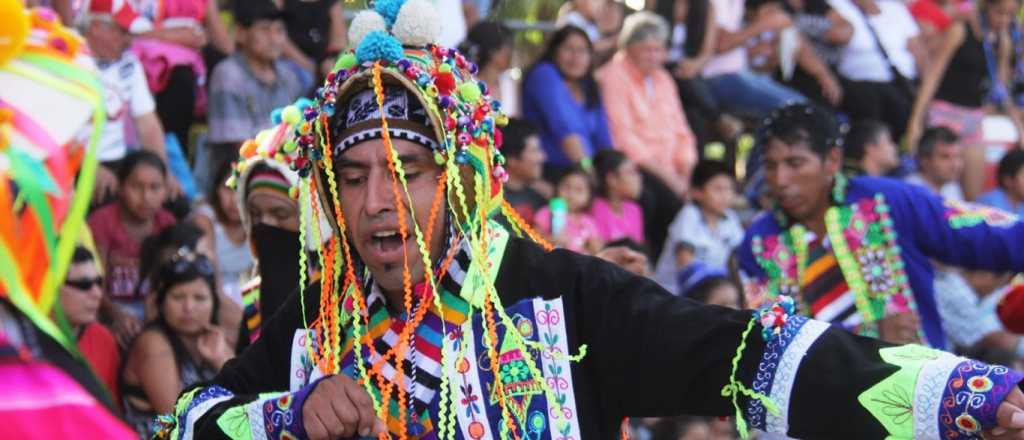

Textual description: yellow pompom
[0,0,30,66]
[282,106,301,126]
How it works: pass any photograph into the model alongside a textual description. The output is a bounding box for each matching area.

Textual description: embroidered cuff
[863,345,1024,439]
[938,361,1024,438]
[745,296,831,434]
[161,385,235,440]
[260,374,330,439]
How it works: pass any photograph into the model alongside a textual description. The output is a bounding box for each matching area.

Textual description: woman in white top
[830,0,928,140]
[192,159,253,306]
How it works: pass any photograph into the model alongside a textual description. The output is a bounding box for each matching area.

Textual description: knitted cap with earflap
[271,1,572,438]
[228,98,333,250]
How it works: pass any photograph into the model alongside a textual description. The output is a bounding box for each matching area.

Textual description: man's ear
[824,146,842,175]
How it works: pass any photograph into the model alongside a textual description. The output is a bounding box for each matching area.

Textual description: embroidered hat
[334,85,437,153]
[246,167,292,199]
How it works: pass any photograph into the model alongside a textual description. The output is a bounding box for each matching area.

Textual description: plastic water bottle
[549,197,567,238]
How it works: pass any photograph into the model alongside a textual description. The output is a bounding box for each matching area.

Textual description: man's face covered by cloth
[333,86,447,295]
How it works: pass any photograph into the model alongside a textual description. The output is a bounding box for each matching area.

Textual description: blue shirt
[738,176,1024,349]
[978,189,1024,218]
[521,62,613,168]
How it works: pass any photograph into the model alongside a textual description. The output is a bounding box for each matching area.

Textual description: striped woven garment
[337,240,473,438]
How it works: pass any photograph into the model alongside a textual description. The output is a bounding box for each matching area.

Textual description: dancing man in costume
[159,2,1024,439]
[231,113,334,350]
[0,3,136,437]
[738,104,1024,349]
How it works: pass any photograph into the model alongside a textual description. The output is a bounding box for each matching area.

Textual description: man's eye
[342,176,366,186]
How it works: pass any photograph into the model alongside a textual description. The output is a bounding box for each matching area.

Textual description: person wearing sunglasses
[120,247,234,439]
[57,246,122,411]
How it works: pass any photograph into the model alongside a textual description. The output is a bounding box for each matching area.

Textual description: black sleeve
[497,238,1024,439]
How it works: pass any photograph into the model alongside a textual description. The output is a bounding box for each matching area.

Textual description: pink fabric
[130,37,208,112]
[596,54,697,179]
[534,206,601,253]
[589,198,645,244]
[160,0,206,22]
[88,204,176,301]
[0,361,136,438]
[928,99,985,146]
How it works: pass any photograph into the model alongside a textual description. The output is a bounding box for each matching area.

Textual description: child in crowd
[655,160,744,294]
[58,246,121,409]
[88,150,176,347]
[502,118,550,225]
[193,159,254,305]
[534,167,603,254]
[591,149,645,244]
[677,262,742,308]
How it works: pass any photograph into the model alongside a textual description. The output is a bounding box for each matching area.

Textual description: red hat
[997,283,1024,334]
[84,0,152,33]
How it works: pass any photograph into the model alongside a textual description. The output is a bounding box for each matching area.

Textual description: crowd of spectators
[30,0,1024,437]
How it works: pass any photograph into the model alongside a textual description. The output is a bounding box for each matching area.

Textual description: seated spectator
[534,167,603,254]
[88,151,176,347]
[57,246,121,407]
[656,0,745,149]
[829,0,927,140]
[701,0,809,117]
[522,25,613,178]
[138,220,244,349]
[556,0,619,64]
[597,11,698,197]
[979,149,1024,216]
[121,249,233,438]
[591,150,645,244]
[277,0,347,80]
[907,0,1024,200]
[842,119,900,176]
[193,160,253,305]
[501,119,550,225]
[78,0,181,204]
[677,262,742,308]
[207,0,305,171]
[778,0,854,106]
[461,21,519,116]
[905,126,965,200]
[654,160,744,294]
[131,0,234,146]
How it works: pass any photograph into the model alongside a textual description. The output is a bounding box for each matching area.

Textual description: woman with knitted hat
[158,1,1024,439]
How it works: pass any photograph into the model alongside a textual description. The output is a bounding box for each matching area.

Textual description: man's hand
[877,312,920,344]
[596,246,650,277]
[674,59,703,80]
[196,325,233,370]
[757,10,793,33]
[985,386,1024,439]
[302,374,387,440]
[93,165,118,205]
[111,309,142,348]
[165,173,183,201]
[818,73,843,106]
